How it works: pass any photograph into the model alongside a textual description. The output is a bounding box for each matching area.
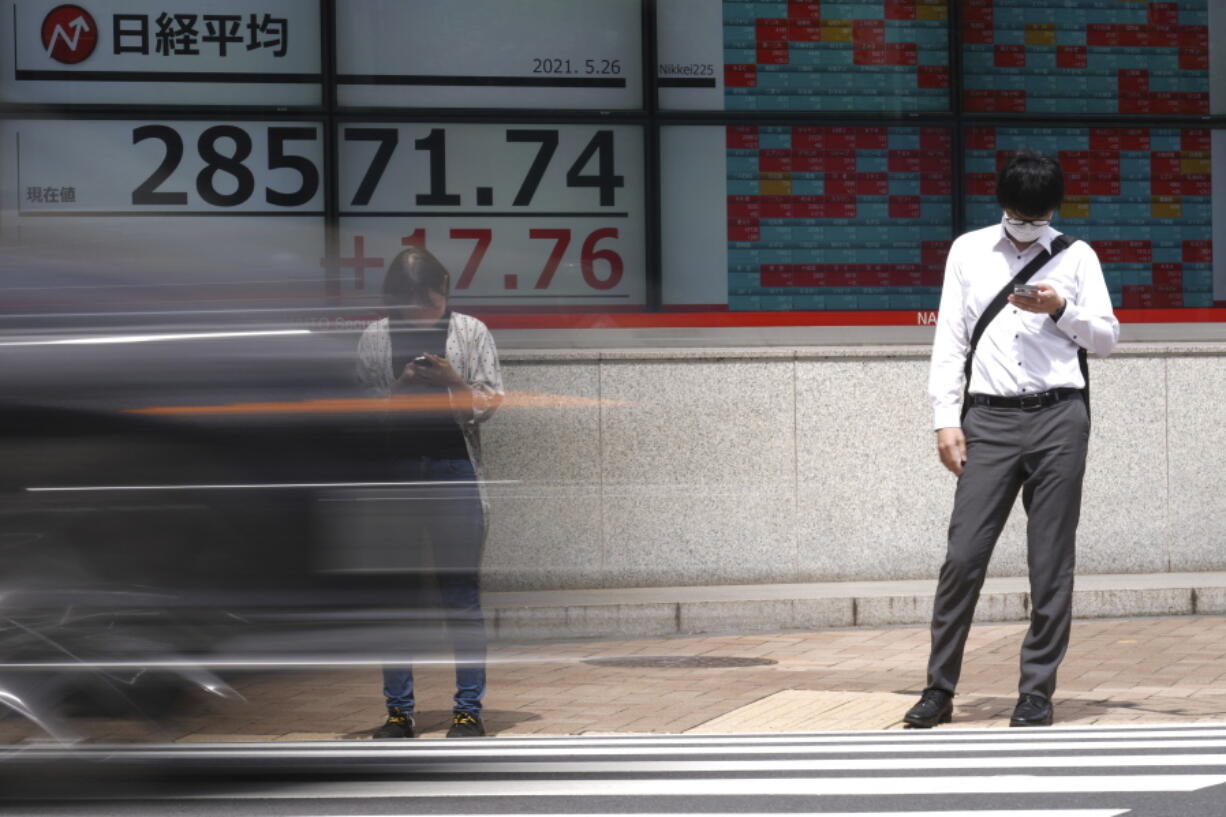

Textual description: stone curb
[485,572,1226,641]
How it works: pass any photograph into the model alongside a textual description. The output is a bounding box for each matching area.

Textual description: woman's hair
[382,246,450,307]
[996,149,1064,217]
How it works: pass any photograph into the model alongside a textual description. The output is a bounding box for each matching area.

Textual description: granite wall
[478,343,1226,592]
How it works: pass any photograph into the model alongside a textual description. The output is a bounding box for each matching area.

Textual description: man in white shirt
[903,150,1119,729]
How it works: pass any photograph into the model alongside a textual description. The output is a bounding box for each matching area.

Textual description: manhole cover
[582,656,777,669]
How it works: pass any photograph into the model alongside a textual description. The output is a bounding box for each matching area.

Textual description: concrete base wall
[479,343,1226,592]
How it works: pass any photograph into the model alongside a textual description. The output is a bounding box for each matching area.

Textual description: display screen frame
[333,0,646,111]
[0,0,329,111]
[0,111,332,322]
[0,0,1224,342]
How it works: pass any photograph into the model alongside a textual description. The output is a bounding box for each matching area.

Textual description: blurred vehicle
[0,321,473,739]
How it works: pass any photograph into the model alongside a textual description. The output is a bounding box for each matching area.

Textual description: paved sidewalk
[5,615,1226,742]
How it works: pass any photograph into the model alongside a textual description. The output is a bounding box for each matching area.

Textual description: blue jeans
[382,457,486,714]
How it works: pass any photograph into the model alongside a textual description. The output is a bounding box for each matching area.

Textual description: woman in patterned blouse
[356,247,504,739]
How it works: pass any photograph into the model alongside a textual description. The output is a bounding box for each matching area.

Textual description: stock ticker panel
[727,126,953,311]
[966,127,1214,309]
[724,1,951,111]
[962,0,1210,115]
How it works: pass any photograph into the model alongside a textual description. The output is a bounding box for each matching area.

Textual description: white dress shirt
[928,222,1120,430]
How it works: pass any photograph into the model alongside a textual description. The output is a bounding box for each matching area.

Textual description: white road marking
[312,753,1226,773]
[146,724,1226,749]
[187,774,1226,799]
[70,737,1226,759]
[309,812,1130,817]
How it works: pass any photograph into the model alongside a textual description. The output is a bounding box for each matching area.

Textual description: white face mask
[1002,212,1048,244]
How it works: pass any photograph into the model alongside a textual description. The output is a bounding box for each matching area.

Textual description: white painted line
[150,725,1226,749]
[462,738,1226,757]
[541,725,1226,744]
[48,752,1226,774]
[324,753,1226,774]
[39,733,1226,764]
[188,774,1226,799]
[310,812,1129,817]
[90,738,1226,760]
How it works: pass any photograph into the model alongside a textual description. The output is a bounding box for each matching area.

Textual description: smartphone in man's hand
[1013,284,1041,297]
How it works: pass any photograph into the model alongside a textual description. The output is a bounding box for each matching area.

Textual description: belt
[970,388,1082,411]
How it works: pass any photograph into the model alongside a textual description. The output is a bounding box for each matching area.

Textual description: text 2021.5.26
[531,58,622,75]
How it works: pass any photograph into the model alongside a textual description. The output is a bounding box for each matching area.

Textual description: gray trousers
[926,397,1089,699]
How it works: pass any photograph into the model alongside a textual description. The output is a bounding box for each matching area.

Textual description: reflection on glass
[965,126,1215,309]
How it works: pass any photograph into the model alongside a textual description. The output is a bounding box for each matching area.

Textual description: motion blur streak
[0,329,311,346]
[124,391,620,417]
[26,480,515,492]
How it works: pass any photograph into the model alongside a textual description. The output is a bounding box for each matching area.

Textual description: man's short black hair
[996,149,1064,217]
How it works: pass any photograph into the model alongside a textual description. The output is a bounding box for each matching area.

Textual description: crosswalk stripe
[378,753,1226,773]
[116,737,1226,759]
[330,723,1226,745]
[23,735,1226,766]
[314,812,1131,817]
[457,738,1226,757]
[15,726,1225,813]
[294,724,1226,747]
[42,724,1226,759]
[190,774,1226,799]
[85,724,1226,753]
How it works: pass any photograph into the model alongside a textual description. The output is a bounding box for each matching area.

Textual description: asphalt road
[2,722,1226,816]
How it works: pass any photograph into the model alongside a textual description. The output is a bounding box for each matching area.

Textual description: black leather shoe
[1009,694,1053,727]
[902,688,953,729]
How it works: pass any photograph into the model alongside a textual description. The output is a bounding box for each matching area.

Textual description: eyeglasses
[1004,216,1051,227]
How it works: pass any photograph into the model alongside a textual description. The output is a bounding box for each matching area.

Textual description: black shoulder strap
[1078,345,1090,428]
[960,234,1076,422]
